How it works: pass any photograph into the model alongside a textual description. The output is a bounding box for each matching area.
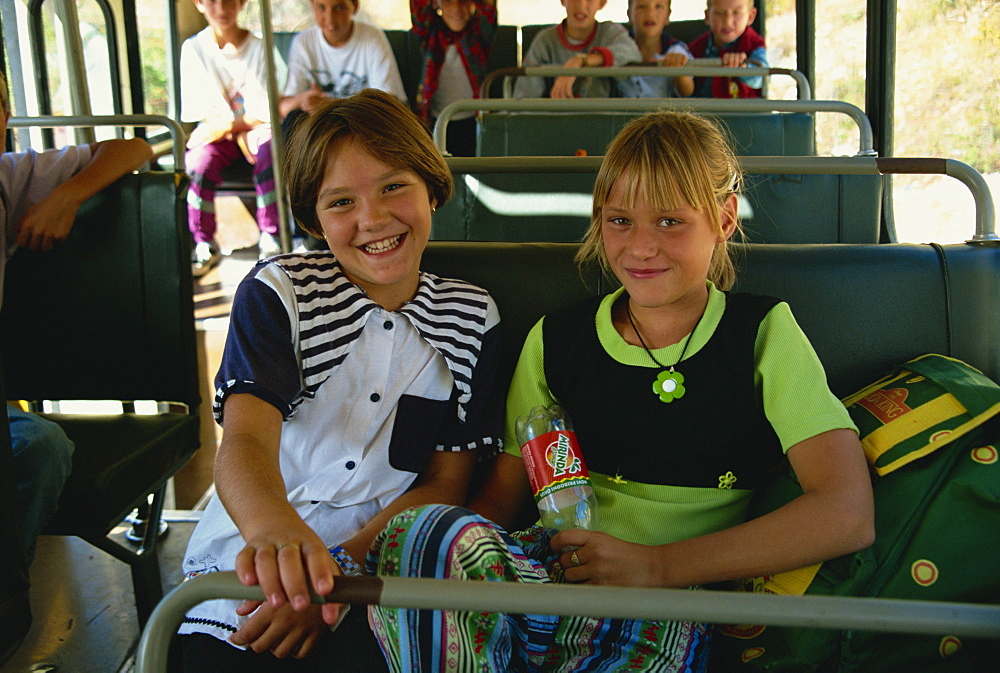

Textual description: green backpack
[712,354,1000,672]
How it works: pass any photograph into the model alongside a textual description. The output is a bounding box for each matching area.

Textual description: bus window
[135,0,167,120]
[808,0,865,156]
[5,0,117,147]
[891,0,998,244]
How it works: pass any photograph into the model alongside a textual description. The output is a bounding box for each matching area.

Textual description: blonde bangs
[577,111,742,289]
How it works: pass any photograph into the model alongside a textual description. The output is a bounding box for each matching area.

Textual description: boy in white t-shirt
[181,0,288,274]
[279,0,406,120]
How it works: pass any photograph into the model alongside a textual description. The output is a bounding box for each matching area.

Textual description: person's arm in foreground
[16,137,152,251]
[225,393,477,658]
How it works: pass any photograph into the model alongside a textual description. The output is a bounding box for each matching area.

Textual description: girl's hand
[229,600,333,659]
[550,529,662,587]
[234,524,342,625]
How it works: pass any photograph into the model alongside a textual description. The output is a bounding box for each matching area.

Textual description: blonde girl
[367,110,874,672]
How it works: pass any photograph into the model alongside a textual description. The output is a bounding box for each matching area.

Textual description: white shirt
[180,253,501,642]
[180,28,286,124]
[431,45,475,120]
[283,23,406,102]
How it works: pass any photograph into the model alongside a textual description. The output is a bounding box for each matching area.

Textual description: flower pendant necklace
[625,300,703,403]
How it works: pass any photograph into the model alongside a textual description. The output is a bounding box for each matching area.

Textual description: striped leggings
[184,126,279,243]
[367,504,710,672]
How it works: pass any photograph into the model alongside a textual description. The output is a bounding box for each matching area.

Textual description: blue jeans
[7,406,74,564]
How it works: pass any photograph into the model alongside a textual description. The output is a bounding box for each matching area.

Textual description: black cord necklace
[625,299,704,403]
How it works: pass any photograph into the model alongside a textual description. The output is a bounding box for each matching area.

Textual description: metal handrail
[482,62,810,100]
[135,571,1000,673]
[441,156,998,244]
[8,114,187,170]
[256,0,292,252]
[434,98,874,157]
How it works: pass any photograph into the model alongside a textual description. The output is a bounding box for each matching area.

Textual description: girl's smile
[359,232,405,255]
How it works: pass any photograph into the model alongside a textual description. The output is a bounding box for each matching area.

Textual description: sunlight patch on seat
[465,174,591,216]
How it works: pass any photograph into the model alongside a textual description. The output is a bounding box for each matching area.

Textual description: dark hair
[283,89,453,237]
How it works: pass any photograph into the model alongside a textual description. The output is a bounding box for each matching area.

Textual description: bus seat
[476,110,816,157]
[485,25,520,96]
[434,172,596,242]
[419,241,1000,400]
[520,24,555,56]
[0,171,201,628]
[741,173,883,244]
[273,31,297,62]
[133,240,1000,673]
[433,160,884,245]
[661,19,711,45]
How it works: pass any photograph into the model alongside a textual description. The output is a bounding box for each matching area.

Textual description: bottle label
[520,430,591,502]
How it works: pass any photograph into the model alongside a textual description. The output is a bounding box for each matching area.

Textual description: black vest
[543,293,784,490]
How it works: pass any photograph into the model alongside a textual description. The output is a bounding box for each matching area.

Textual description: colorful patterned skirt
[367,504,710,672]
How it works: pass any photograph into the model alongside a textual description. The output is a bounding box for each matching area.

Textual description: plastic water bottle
[515,405,599,532]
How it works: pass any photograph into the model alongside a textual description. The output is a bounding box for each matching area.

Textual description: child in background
[366,110,875,671]
[620,0,695,98]
[175,89,503,671]
[1,71,152,564]
[689,0,767,98]
[515,0,641,99]
[181,0,287,274]
[411,0,497,157]
[280,0,406,120]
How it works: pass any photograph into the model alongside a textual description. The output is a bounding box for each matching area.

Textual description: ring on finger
[570,550,581,567]
[276,542,300,552]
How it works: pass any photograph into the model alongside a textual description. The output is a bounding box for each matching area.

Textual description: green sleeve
[756,303,858,451]
[502,318,557,457]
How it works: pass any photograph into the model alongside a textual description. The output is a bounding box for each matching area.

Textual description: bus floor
[2,511,198,673]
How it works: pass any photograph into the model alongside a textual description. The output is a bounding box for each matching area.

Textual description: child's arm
[553,427,875,587]
[279,36,326,117]
[279,83,326,117]
[550,25,643,99]
[469,452,534,530]
[469,318,549,529]
[721,45,768,90]
[218,393,342,656]
[15,137,151,251]
[662,43,695,97]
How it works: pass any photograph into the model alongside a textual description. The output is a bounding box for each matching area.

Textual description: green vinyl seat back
[0,170,200,628]
[420,241,1000,399]
[433,172,596,242]
[476,110,816,157]
[740,172,883,244]
[432,166,883,245]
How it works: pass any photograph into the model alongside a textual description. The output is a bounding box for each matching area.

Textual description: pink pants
[184,128,279,243]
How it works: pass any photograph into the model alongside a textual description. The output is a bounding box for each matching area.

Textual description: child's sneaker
[191,240,220,277]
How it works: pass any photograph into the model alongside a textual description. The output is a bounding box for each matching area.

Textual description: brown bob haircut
[576,110,743,290]
[283,88,453,238]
